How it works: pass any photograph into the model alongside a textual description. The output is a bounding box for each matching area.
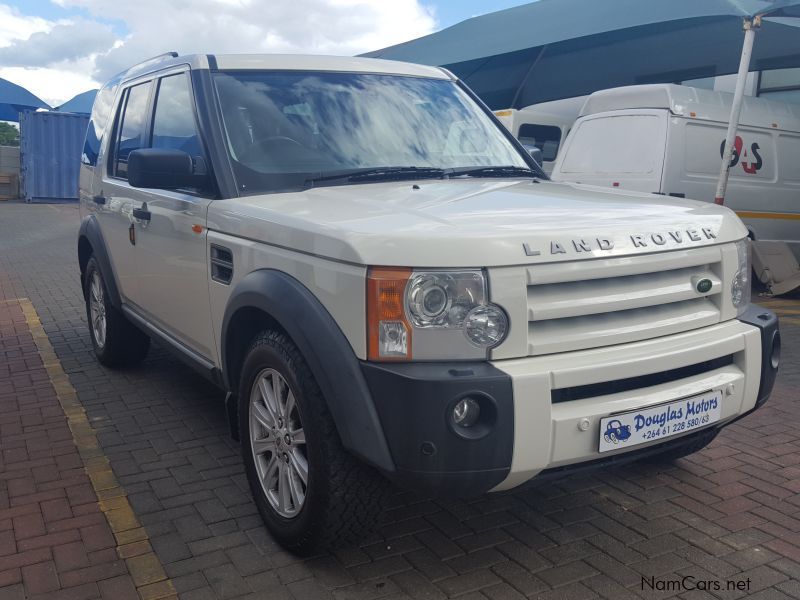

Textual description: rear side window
[112,81,152,178]
[518,124,561,162]
[82,82,118,166]
[151,73,202,158]
[559,115,663,175]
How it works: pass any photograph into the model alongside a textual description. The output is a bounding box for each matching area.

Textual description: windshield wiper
[448,166,539,179]
[305,166,446,186]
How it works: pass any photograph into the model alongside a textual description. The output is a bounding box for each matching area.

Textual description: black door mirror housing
[128,148,208,190]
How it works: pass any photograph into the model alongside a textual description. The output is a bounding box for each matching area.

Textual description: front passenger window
[151,73,203,158]
[113,82,152,178]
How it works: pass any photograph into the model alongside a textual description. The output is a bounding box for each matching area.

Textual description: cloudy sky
[0,0,528,106]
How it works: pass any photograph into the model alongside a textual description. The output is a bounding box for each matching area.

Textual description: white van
[551,84,800,256]
[494,96,586,174]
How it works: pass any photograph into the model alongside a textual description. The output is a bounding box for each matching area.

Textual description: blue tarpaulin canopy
[55,89,98,115]
[365,0,800,109]
[0,77,50,122]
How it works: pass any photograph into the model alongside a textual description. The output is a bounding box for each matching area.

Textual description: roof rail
[129,51,179,72]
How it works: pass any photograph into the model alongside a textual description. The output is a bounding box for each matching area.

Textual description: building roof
[56,89,98,115]
[0,77,50,122]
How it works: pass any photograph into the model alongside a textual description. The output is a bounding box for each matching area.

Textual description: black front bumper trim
[737,304,780,407]
[360,361,513,497]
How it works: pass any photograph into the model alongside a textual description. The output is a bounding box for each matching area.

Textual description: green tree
[0,122,19,147]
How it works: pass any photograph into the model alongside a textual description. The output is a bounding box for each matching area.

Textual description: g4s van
[551,84,800,258]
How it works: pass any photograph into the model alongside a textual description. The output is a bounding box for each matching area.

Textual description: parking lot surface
[0,201,798,600]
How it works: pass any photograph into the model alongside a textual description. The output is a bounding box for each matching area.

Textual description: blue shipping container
[19,111,89,202]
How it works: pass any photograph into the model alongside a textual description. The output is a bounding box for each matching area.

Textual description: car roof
[116,53,452,84]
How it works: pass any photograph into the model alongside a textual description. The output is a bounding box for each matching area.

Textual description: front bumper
[361,305,779,496]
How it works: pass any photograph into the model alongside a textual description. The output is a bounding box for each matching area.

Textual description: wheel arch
[78,215,122,308]
[221,269,395,472]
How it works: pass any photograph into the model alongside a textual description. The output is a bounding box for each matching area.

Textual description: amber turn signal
[366,267,412,361]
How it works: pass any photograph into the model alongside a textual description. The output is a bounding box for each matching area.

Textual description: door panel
[99,80,154,303]
[132,71,216,361]
[133,192,214,360]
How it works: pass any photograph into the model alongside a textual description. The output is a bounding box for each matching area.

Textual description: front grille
[526,246,725,355]
[551,354,733,403]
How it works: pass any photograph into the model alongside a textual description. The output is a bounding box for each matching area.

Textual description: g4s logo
[720,136,763,174]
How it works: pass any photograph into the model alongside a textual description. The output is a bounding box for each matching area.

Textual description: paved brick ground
[0,201,798,600]
[0,294,140,599]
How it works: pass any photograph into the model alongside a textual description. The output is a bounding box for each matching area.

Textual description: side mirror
[128,148,208,190]
[523,145,543,167]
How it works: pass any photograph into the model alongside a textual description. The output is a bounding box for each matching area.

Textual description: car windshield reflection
[213,71,535,194]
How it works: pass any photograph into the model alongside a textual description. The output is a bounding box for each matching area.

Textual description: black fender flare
[221,269,395,472]
[78,215,122,308]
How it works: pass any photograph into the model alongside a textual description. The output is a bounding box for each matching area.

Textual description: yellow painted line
[736,211,800,221]
[17,298,177,600]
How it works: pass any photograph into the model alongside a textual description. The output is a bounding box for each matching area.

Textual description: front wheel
[239,330,388,554]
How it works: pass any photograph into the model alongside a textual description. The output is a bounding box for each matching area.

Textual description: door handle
[132,205,151,221]
[92,195,106,205]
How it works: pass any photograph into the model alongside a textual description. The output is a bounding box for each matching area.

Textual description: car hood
[208,179,748,267]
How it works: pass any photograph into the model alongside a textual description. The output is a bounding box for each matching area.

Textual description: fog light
[453,397,480,428]
[378,321,408,357]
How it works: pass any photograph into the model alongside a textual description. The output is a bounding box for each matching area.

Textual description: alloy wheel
[249,368,308,518]
[89,271,107,348]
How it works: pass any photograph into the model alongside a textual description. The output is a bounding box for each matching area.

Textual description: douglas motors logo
[719,136,763,174]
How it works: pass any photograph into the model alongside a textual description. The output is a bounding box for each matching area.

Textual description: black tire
[239,330,388,554]
[83,256,150,367]
[640,429,719,464]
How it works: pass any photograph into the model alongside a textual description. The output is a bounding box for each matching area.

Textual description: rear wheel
[83,257,150,367]
[239,330,388,554]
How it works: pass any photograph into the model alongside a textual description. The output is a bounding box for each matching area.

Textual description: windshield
[213,70,533,194]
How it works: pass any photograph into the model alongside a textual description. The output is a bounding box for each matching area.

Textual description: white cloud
[0,62,99,107]
[0,4,51,47]
[0,18,116,67]
[79,0,437,81]
[1,0,435,106]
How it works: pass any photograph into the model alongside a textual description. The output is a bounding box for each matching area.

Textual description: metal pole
[715,15,760,205]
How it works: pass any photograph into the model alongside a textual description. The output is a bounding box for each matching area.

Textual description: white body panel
[207,179,746,268]
[492,318,761,490]
[552,84,800,255]
[132,189,216,360]
[206,179,746,362]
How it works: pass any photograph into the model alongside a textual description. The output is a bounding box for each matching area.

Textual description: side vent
[210,244,233,285]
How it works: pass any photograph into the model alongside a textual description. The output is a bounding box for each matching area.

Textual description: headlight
[731,238,751,315]
[367,267,508,360]
[464,305,508,347]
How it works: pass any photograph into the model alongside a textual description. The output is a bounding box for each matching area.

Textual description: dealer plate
[598,389,722,453]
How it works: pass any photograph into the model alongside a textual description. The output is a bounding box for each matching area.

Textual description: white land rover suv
[78,53,780,553]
